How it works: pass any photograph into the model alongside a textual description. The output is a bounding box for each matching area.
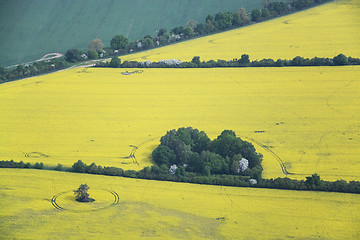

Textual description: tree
[72,160,86,173]
[74,184,94,202]
[306,173,321,187]
[238,8,250,24]
[88,50,98,59]
[206,14,214,23]
[291,56,305,66]
[141,37,154,49]
[88,39,104,52]
[232,12,242,26]
[184,26,194,38]
[261,8,270,19]
[110,56,121,67]
[214,12,233,30]
[251,9,262,22]
[152,145,176,166]
[191,56,201,66]
[110,35,129,50]
[65,49,81,62]
[158,28,167,37]
[333,54,348,65]
[238,54,250,65]
[200,151,228,174]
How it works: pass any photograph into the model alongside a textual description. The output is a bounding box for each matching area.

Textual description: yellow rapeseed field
[122,0,360,62]
[1,168,359,239]
[0,66,359,181]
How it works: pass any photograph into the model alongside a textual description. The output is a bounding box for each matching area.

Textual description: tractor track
[242,136,293,175]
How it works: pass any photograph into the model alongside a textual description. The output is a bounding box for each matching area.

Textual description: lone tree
[74,184,95,202]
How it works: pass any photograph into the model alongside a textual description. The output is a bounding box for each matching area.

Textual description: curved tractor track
[120,145,139,165]
[243,136,293,175]
[51,189,119,212]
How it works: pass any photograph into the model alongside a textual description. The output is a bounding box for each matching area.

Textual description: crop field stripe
[95,0,115,38]
[16,0,61,63]
[56,1,87,52]
[125,0,143,38]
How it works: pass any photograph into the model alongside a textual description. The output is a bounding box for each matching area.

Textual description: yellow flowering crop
[122,0,360,62]
[1,168,359,239]
[0,66,359,181]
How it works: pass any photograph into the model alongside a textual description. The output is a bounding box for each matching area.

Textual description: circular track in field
[51,189,119,212]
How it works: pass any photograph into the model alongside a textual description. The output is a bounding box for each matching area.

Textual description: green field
[0,0,266,67]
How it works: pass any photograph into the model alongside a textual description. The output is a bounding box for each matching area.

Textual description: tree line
[0,58,70,84]
[1,159,359,194]
[96,54,360,69]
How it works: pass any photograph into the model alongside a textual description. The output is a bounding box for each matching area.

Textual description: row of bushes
[97,54,360,69]
[261,174,360,194]
[0,58,70,83]
[0,160,44,169]
[1,159,359,194]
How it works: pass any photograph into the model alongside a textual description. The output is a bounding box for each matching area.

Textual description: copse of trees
[152,127,263,180]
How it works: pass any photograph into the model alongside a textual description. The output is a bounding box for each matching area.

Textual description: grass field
[0,0,266,67]
[1,168,359,239]
[0,66,359,181]
[123,0,360,62]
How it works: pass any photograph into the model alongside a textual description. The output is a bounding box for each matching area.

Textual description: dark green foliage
[71,160,124,176]
[72,160,86,173]
[291,0,315,10]
[88,50,98,59]
[1,159,359,194]
[0,160,31,168]
[232,12,242,26]
[153,127,262,179]
[171,26,185,35]
[333,54,348,65]
[74,184,94,202]
[183,26,194,38]
[158,28,167,37]
[110,35,129,50]
[291,56,305,66]
[238,54,250,66]
[205,14,214,23]
[306,173,321,187]
[191,56,201,66]
[152,145,176,166]
[265,1,288,15]
[55,163,63,171]
[214,12,234,30]
[261,8,271,19]
[200,151,229,174]
[65,49,82,62]
[33,162,44,169]
[251,9,262,22]
[95,54,359,70]
[110,56,121,68]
